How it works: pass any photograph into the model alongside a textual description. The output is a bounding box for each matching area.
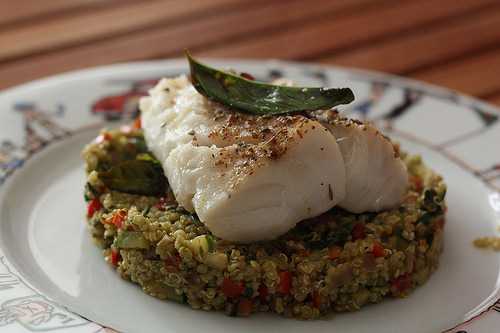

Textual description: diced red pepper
[328,246,342,260]
[278,271,292,294]
[352,223,366,240]
[434,218,445,230]
[165,254,181,272]
[391,273,412,294]
[410,175,423,192]
[132,117,142,129]
[155,197,167,211]
[237,298,253,317]
[155,194,176,211]
[372,242,385,258]
[106,210,127,229]
[110,249,120,266]
[87,198,102,218]
[312,291,321,308]
[298,249,311,257]
[258,285,268,301]
[113,210,127,229]
[240,72,255,80]
[410,257,417,274]
[222,278,245,298]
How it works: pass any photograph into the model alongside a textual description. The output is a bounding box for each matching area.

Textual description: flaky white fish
[140,76,346,242]
[324,118,408,213]
[140,76,409,242]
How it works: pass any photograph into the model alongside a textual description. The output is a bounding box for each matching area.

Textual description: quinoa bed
[82,127,446,319]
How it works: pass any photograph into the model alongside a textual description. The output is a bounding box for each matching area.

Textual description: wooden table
[1,0,500,106]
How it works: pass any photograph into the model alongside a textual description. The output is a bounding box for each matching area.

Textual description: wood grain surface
[0,0,500,106]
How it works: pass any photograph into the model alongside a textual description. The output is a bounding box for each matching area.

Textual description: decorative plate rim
[0,58,498,333]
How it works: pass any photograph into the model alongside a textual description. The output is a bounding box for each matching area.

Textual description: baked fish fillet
[140,76,346,242]
[323,116,409,213]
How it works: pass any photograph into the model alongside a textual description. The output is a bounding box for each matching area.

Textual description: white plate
[0,59,499,333]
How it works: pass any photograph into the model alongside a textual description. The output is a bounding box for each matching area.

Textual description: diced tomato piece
[240,72,255,80]
[352,223,366,240]
[87,198,102,218]
[278,271,292,294]
[222,278,245,298]
[391,273,412,294]
[312,291,321,308]
[372,242,385,258]
[237,298,253,317]
[105,210,127,229]
[95,132,112,143]
[328,246,342,260]
[258,285,268,301]
[133,117,142,129]
[110,249,121,266]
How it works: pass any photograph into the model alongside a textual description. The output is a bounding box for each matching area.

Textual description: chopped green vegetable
[190,235,216,258]
[85,182,99,197]
[128,136,148,154]
[99,159,167,196]
[114,231,150,249]
[293,217,353,250]
[142,205,151,217]
[425,232,434,246]
[205,234,216,252]
[136,153,161,164]
[243,286,254,298]
[393,236,410,251]
[164,287,185,303]
[418,211,437,225]
[187,52,354,115]
[148,282,185,303]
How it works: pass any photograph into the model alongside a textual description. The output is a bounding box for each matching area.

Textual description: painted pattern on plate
[0,62,498,332]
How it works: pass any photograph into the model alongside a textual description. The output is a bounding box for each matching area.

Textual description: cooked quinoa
[473,237,500,250]
[82,127,447,319]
